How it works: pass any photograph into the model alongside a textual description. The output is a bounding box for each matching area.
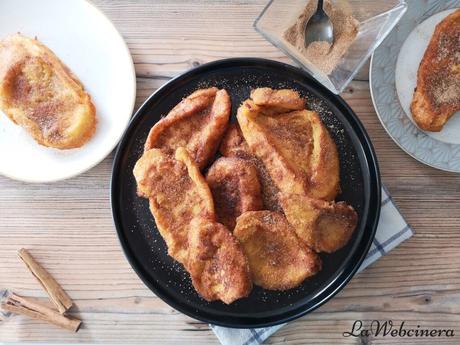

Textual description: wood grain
[1,1,459,344]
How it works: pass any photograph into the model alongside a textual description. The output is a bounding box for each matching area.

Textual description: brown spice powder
[429,29,460,107]
[284,0,359,75]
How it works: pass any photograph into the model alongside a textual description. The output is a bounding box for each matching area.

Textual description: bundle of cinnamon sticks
[1,249,82,332]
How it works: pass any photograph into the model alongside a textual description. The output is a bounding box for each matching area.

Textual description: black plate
[111,58,380,328]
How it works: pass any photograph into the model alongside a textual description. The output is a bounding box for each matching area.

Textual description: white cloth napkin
[211,185,414,345]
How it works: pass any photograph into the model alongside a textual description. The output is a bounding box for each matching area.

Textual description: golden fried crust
[133,147,215,264]
[206,157,262,230]
[187,218,252,304]
[0,34,96,149]
[219,124,282,211]
[219,123,250,157]
[237,95,340,201]
[144,87,231,169]
[410,9,460,132]
[233,211,321,290]
[250,87,305,114]
[279,193,358,253]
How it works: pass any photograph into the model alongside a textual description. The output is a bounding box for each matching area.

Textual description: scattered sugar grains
[430,43,460,106]
[284,0,359,74]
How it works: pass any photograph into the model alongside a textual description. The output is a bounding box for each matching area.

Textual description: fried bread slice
[237,91,340,201]
[0,34,96,149]
[410,9,460,132]
[219,123,250,158]
[206,157,262,230]
[279,193,358,253]
[133,147,215,264]
[144,87,231,169]
[250,87,305,114]
[187,217,252,304]
[219,123,282,211]
[233,211,321,290]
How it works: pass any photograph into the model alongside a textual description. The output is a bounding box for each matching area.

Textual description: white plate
[395,8,460,145]
[0,0,136,182]
[370,0,460,172]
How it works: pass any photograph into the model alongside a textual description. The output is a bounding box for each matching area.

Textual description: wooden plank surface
[1,1,459,344]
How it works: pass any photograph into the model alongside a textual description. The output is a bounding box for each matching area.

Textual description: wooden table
[1,1,459,344]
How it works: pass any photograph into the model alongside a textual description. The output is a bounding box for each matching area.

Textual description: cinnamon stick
[1,293,81,332]
[18,248,73,314]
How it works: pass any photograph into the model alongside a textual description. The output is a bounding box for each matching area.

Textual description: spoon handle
[317,0,324,11]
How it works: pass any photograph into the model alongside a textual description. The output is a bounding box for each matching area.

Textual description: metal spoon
[304,0,333,47]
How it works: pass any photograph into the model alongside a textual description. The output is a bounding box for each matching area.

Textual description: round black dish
[111,58,381,328]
